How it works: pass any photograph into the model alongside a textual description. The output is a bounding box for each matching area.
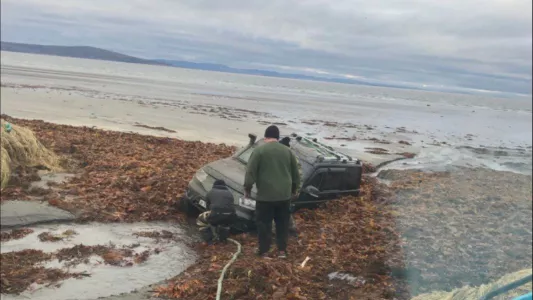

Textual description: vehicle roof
[202,133,361,195]
[265,133,360,166]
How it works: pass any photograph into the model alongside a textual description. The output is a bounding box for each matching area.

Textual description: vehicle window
[322,171,358,191]
[307,172,324,189]
[308,168,359,191]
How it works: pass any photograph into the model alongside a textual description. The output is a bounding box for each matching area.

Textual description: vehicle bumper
[184,183,208,212]
[184,183,255,232]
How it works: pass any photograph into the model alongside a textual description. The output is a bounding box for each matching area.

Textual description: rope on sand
[479,273,532,300]
[216,238,242,300]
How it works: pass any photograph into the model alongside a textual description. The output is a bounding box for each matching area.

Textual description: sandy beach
[1,52,532,300]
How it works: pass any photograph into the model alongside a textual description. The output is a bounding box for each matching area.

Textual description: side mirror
[302,185,320,198]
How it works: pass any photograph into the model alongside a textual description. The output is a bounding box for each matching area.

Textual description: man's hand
[291,193,298,200]
[245,191,251,199]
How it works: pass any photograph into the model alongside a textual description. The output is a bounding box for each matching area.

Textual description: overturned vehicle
[179,133,363,232]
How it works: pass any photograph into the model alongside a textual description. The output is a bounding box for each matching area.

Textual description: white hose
[216,238,242,300]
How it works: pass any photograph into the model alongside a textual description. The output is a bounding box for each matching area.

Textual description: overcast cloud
[1,0,531,96]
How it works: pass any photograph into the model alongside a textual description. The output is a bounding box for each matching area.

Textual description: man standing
[244,126,300,258]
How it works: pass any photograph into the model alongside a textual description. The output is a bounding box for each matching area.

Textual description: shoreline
[0,84,419,167]
[2,55,532,153]
[2,83,532,175]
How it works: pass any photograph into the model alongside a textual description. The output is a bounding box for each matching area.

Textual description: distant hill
[155,59,409,89]
[1,41,167,66]
[1,41,408,89]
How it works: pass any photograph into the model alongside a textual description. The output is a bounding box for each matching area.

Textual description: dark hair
[280,137,291,147]
[264,125,280,140]
[213,179,226,188]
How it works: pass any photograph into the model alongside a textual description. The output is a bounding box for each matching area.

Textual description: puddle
[30,172,76,190]
[1,222,197,300]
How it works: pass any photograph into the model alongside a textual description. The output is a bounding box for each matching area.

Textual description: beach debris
[412,269,532,300]
[0,249,86,294]
[302,120,319,126]
[0,241,162,294]
[300,256,311,268]
[134,250,151,264]
[396,152,416,159]
[323,135,357,141]
[38,230,78,242]
[38,232,64,242]
[62,229,78,237]
[395,127,419,134]
[4,122,12,133]
[133,122,176,133]
[364,137,392,144]
[1,228,34,242]
[328,271,366,286]
[55,244,141,267]
[133,230,174,240]
[301,119,359,129]
[365,147,390,155]
[0,119,62,190]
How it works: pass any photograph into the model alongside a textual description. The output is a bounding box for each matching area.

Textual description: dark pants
[198,209,236,243]
[256,200,290,254]
[207,209,237,226]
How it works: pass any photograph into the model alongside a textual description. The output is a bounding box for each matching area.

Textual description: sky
[1,0,532,97]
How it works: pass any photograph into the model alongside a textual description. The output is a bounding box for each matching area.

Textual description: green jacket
[244,141,301,202]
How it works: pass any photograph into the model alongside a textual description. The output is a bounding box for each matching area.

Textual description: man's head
[264,125,280,140]
[280,137,291,147]
[213,179,226,188]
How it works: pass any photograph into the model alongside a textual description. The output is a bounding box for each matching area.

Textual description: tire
[231,218,255,233]
[179,196,199,217]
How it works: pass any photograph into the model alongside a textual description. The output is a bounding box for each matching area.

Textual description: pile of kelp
[0,115,235,222]
[0,116,408,299]
[154,177,408,300]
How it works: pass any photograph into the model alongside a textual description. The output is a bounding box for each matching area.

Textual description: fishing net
[412,268,532,300]
[1,119,61,189]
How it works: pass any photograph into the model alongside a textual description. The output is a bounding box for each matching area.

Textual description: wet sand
[0,86,266,147]
[0,84,414,167]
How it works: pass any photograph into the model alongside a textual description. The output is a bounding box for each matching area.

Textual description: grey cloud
[1,0,531,96]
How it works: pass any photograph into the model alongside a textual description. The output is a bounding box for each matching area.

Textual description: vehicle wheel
[179,196,199,217]
[231,219,254,233]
